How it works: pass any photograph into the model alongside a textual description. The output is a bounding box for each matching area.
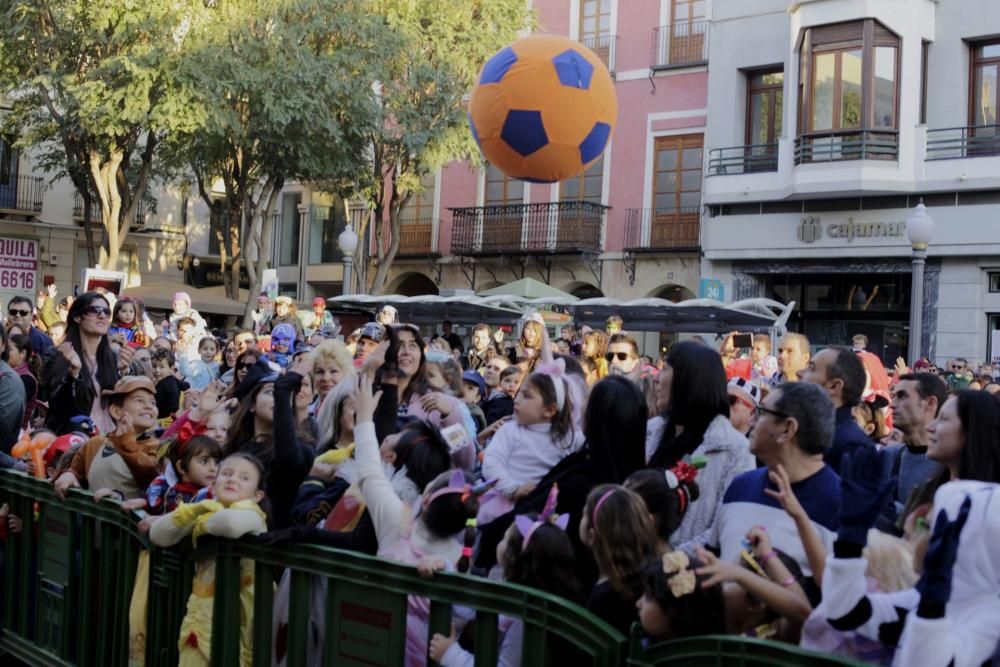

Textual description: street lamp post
[337,222,359,296]
[906,199,934,365]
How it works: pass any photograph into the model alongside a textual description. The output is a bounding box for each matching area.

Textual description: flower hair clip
[514,484,568,549]
[664,461,699,513]
[661,551,697,597]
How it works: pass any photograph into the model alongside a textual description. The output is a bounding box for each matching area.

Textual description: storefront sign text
[797,216,906,244]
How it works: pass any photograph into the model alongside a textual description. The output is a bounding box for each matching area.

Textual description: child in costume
[149,452,268,667]
[109,297,149,348]
[268,323,297,370]
[145,435,221,515]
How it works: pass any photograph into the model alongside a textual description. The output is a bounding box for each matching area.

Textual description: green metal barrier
[0,471,871,666]
[627,630,870,666]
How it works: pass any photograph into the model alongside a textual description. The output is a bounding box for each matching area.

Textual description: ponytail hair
[422,470,495,573]
[624,466,701,540]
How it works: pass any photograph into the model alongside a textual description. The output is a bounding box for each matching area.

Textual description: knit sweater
[646,415,756,552]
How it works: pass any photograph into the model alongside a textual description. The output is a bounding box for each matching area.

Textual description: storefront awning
[121,283,250,317]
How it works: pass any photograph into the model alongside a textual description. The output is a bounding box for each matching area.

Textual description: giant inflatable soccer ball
[468,34,618,183]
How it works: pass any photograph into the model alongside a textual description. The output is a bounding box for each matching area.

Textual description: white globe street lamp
[337,223,359,296]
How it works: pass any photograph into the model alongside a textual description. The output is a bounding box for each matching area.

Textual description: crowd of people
[0,287,998,667]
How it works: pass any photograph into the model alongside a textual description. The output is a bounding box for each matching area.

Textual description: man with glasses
[704,382,840,578]
[797,346,874,473]
[944,357,973,391]
[606,333,641,382]
[7,296,53,355]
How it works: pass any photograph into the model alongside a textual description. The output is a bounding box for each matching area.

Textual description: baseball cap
[462,370,487,401]
[359,322,385,342]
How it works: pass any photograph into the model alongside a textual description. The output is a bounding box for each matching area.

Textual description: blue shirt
[826,405,877,475]
[708,464,840,576]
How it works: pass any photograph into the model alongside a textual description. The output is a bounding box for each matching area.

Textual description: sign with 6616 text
[0,237,39,307]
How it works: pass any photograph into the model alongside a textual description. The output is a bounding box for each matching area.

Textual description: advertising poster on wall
[0,236,40,309]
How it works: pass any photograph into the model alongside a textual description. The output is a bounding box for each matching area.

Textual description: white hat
[727,377,761,406]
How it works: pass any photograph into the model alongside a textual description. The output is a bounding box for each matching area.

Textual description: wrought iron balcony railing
[450,201,607,256]
[73,191,148,228]
[926,124,1000,160]
[394,217,437,257]
[707,143,778,176]
[623,207,700,251]
[652,20,709,69]
[794,129,898,164]
[0,174,44,215]
[580,34,617,74]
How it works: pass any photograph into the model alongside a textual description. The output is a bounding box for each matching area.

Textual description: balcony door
[0,137,17,210]
[558,155,604,248]
[971,42,1000,152]
[669,0,706,64]
[651,134,701,248]
[579,0,612,67]
[483,164,524,252]
[399,171,436,256]
[746,70,783,171]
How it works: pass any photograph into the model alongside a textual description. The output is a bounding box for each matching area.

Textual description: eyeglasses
[755,405,789,421]
[8,308,29,317]
[729,394,755,410]
[950,365,965,371]
[605,352,632,362]
[83,305,111,318]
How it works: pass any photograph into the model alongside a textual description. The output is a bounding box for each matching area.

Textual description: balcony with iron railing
[651,20,709,69]
[450,201,606,256]
[925,124,1000,160]
[0,174,45,216]
[707,143,779,176]
[580,34,616,75]
[72,191,148,228]
[393,217,438,257]
[794,129,898,165]
[623,207,700,251]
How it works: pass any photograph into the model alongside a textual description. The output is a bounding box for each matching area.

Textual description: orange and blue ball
[468,34,618,184]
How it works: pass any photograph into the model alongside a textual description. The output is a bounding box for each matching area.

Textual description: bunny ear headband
[535,358,568,412]
[514,484,569,549]
[426,470,498,505]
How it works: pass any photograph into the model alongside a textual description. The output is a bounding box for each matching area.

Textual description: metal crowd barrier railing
[0,471,866,666]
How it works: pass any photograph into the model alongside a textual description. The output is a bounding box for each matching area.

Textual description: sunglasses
[83,305,111,317]
[8,308,29,317]
[755,405,789,421]
[950,365,965,371]
[605,352,632,362]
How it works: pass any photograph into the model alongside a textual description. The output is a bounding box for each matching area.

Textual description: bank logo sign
[797,216,906,244]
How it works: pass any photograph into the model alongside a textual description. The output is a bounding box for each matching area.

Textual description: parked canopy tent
[326,294,794,336]
[479,278,578,301]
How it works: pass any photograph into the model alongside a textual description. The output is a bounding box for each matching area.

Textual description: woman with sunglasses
[646,341,755,552]
[43,292,118,435]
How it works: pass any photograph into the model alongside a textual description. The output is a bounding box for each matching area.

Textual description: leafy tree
[0,0,200,269]
[362,0,534,294]
[164,0,388,323]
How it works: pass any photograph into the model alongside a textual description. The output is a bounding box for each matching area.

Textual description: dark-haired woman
[44,291,119,434]
[646,340,754,551]
[474,375,650,588]
[7,334,40,429]
[223,359,315,529]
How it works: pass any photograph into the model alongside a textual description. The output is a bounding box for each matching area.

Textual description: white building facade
[702,0,1000,365]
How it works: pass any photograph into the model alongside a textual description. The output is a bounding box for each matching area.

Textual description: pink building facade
[381,0,711,303]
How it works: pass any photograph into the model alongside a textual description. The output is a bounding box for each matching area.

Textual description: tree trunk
[369,169,412,295]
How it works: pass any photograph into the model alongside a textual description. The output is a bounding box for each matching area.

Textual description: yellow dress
[169,500,268,667]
